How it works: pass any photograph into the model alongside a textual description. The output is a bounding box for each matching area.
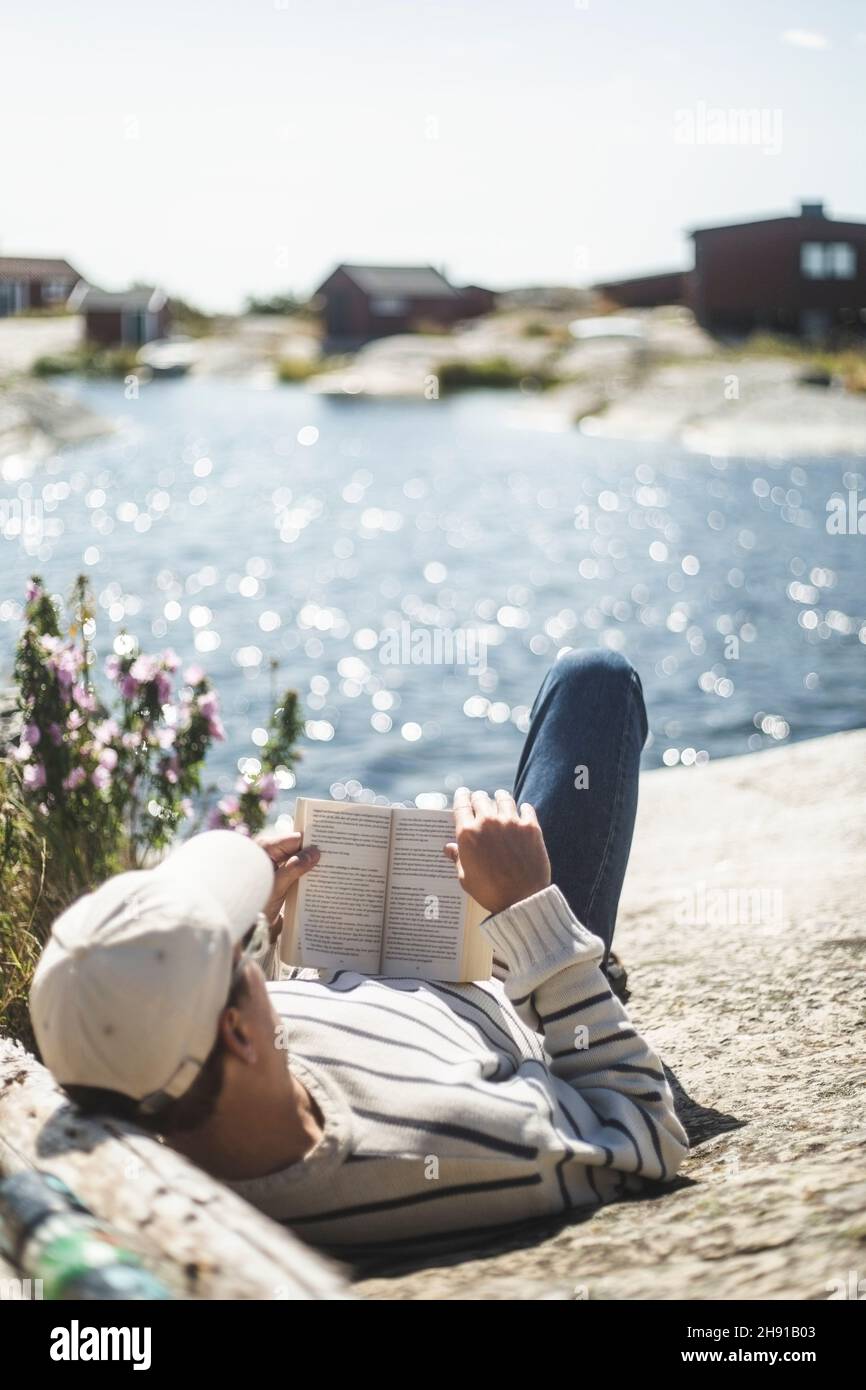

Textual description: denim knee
[546,648,647,742]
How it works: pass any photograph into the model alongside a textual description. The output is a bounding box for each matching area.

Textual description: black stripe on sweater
[425,980,538,1056]
[350,1106,539,1159]
[297,1053,538,1110]
[310,974,514,1056]
[282,972,540,1066]
[277,1014,459,1066]
[608,1061,666,1082]
[288,1171,543,1226]
[554,1094,615,1168]
[595,1115,643,1174]
[537,990,611,1024]
[631,1100,667,1179]
[275,987,482,1056]
[553,1028,639,1056]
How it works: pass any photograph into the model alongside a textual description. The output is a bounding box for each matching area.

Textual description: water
[2,376,864,811]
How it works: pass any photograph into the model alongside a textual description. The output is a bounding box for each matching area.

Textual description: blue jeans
[512,649,648,965]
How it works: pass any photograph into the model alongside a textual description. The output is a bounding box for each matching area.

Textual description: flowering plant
[205,690,303,837]
[11,575,302,888]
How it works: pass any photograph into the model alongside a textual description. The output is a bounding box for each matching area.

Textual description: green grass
[15,306,74,319]
[0,762,72,1053]
[276,357,320,383]
[32,344,142,379]
[730,334,866,391]
[437,357,558,392]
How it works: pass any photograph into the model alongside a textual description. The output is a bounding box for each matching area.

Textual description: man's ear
[219,1006,258,1064]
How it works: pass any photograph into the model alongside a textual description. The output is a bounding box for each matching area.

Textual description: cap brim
[153,830,273,943]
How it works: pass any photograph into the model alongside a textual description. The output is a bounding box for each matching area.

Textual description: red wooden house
[67,283,169,348]
[689,202,866,340]
[315,264,494,346]
[0,256,81,316]
[594,202,866,341]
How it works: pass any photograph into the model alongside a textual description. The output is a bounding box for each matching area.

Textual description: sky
[1,0,864,312]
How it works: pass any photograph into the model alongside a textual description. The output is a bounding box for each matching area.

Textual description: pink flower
[161,648,181,672]
[154,671,173,704]
[122,731,141,750]
[47,722,64,746]
[130,654,159,683]
[91,765,112,791]
[180,798,194,818]
[196,690,219,719]
[94,718,120,744]
[156,726,176,750]
[22,722,41,746]
[207,797,238,828]
[71,682,97,711]
[40,635,63,656]
[98,747,118,771]
[67,710,84,731]
[184,664,205,686]
[23,763,46,790]
[196,689,225,741]
[258,773,278,802]
[105,654,122,680]
[63,767,87,791]
[54,649,82,690]
[120,675,139,700]
[26,580,42,602]
[14,741,32,762]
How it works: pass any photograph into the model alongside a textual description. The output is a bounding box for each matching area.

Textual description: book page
[380,808,485,981]
[280,799,392,972]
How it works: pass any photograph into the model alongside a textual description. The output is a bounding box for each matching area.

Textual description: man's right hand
[444,787,551,916]
[255,831,321,941]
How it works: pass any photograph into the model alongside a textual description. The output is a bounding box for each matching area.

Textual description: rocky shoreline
[3,306,866,462]
[0,379,114,467]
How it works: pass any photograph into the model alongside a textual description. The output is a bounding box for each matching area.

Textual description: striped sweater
[230,885,688,1255]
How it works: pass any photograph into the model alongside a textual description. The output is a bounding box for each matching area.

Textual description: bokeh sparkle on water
[2,378,864,813]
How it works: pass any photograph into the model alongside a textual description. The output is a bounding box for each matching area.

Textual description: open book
[279,798,493,982]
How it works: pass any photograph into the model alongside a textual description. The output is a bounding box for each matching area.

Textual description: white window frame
[369,296,408,316]
[800,241,857,280]
[41,280,72,303]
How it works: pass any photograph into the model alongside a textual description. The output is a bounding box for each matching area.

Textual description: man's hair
[62,968,249,1136]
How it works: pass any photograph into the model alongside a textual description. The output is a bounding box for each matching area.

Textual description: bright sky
[1,0,863,311]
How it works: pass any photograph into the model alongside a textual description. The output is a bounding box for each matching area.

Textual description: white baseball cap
[30,831,273,1109]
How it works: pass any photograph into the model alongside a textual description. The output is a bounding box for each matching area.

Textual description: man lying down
[30,651,687,1261]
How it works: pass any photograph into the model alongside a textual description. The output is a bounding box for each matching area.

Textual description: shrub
[437,357,526,391]
[436,357,559,392]
[32,345,141,378]
[276,357,319,383]
[1,575,303,1045]
[0,760,57,1051]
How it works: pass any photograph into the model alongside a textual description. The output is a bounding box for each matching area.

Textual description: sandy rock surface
[0,316,81,376]
[0,379,114,466]
[355,729,866,1300]
[590,360,866,458]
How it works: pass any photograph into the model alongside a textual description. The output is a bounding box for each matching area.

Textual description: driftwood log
[0,1039,349,1300]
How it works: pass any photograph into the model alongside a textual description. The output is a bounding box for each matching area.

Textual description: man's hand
[444,788,551,916]
[255,831,320,942]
